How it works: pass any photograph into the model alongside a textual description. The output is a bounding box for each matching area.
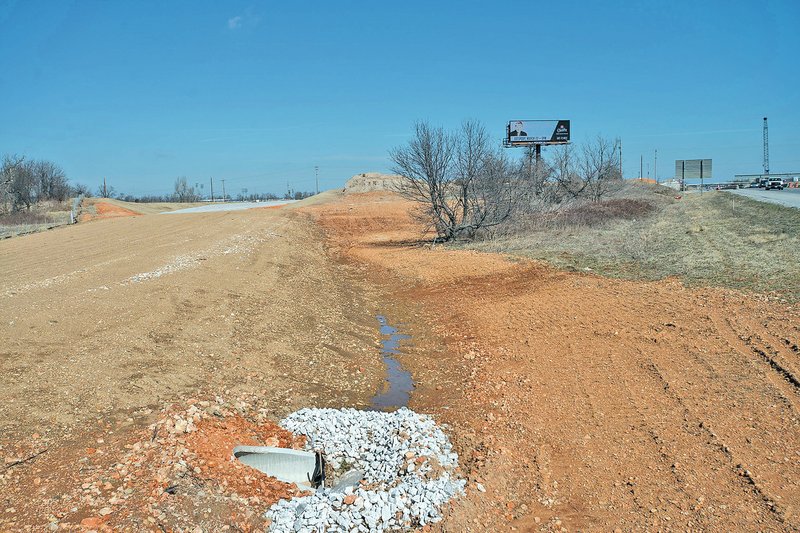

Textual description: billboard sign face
[506,120,570,145]
[675,159,712,180]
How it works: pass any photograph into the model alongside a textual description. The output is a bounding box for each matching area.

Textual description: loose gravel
[266,407,465,532]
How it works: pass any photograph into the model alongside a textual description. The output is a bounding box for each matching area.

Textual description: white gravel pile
[265,407,465,532]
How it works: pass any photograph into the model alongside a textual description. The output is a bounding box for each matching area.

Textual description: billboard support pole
[681,162,684,192]
[700,160,704,195]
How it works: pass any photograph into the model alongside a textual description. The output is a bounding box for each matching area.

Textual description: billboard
[675,159,712,180]
[506,120,570,146]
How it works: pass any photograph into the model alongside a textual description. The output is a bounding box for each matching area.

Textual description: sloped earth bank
[302,191,800,532]
[2,191,799,531]
[0,207,387,530]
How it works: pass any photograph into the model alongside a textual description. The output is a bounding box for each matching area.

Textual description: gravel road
[162,200,296,214]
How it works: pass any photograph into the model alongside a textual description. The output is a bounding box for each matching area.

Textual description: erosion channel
[370,315,414,410]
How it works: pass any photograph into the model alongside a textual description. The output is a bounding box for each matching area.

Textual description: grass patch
[466,189,800,301]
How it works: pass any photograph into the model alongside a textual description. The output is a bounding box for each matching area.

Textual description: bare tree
[96,183,117,198]
[0,155,24,213]
[391,120,520,241]
[0,156,37,211]
[71,182,92,196]
[390,122,456,239]
[31,160,69,201]
[556,136,622,202]
[2,154,76,214]
[173,176,199,202]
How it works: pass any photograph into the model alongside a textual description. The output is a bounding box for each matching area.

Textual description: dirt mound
[344,172,404,193]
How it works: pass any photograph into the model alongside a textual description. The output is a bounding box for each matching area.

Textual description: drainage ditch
[370,315,414,410]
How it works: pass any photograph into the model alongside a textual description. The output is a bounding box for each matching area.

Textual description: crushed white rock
[265,407,465,532]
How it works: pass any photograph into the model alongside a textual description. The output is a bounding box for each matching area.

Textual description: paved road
[728,187,800,208]
[162,200,296,214]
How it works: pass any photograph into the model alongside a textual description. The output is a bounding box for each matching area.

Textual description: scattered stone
[80,517,103,528]
[266,407,465,532]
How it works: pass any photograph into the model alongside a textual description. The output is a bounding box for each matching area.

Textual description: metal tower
[763,117,769,176]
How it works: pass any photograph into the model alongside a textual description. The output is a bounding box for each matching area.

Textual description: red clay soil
[0,398,310,531]
[93,202,141,218]
[77,201,140,222]
[303,191,800,532]
[186,415,308,503]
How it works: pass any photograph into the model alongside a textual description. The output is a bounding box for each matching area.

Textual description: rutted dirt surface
[304,191,800,531]
[1,191,799,531]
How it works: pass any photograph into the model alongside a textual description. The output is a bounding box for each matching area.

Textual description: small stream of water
[370,315,414,410]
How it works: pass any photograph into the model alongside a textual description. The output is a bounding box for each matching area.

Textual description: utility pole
[103,177,107,198]
[654,149,658,183]
[210,177,214,202]
[619,140,623,179]
[221,179,226,202]
[763,117,770,177]
[315,166,319,195]
[640,155,643,180]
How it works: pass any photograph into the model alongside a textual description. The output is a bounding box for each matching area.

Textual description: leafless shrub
[554,136,622,202]
[391,120,522,241]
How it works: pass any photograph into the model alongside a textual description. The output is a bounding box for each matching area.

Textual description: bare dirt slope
[0,208,385,530]
[2,191,799,531]
[306,192,800,532]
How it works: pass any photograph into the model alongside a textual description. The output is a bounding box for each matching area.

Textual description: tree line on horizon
[1,154,315,216]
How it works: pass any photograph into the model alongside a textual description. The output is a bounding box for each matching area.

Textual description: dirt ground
[305,192,800,532]
[1,191,799,531]
[0,205,384,530]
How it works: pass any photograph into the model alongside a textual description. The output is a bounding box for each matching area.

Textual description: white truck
[765,177,785,190]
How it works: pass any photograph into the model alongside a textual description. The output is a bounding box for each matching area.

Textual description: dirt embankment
[2,191,798,531]
[0,206,385,530]
[304,191,800,531]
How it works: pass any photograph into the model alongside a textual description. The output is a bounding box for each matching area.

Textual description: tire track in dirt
[712,312,800,408]
[304,191,800,531]
[639,353,788,525]
[703,310,800,526]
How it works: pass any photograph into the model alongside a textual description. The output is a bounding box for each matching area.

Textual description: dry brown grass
[466,186,800,301]
[0,200,72,238]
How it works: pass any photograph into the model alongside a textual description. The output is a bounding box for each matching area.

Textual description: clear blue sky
[1,0,798,196]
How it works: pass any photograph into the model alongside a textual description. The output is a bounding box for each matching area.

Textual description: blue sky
[1,0,798,196]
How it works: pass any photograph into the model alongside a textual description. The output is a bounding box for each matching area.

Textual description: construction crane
[763,117,769,176]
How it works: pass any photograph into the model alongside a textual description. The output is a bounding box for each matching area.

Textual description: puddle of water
[370,315,414,411]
